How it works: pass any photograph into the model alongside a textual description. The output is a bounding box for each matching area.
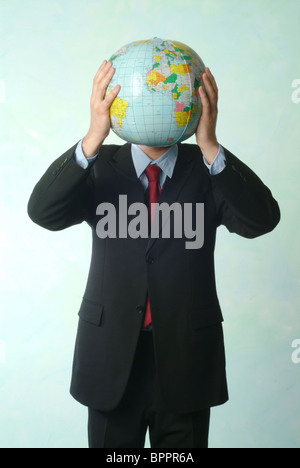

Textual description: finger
[202,72,218,109]
[91,61,108,99]
[199,86,210,116]
[92,63,115,101]
[96,60,111,76]
[93,61,113,87]
[97,59,107,72]
[203,72,216,98]
[206,67,218,95]
[95,60,108,78]
[98,65,117,98]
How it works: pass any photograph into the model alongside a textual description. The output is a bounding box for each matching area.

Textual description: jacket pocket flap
[191,308,224,329]
[78,299,104,326]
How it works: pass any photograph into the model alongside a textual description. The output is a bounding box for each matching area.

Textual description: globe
[106,37,206,147]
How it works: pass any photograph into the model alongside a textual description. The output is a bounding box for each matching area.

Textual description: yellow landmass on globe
[174,107,197,127]
[178,85,189,92]
[170,64,192,75]
[175,111,191,127]
[110,97,129,128]
[146,70,166,86]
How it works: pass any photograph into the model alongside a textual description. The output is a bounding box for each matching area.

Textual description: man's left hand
[196,67,219,164]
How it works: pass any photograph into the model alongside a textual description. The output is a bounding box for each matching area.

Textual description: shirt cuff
[74,139,98,169]
[203,145,226,175]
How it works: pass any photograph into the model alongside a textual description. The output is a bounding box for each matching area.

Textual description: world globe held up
[106,37,206,147]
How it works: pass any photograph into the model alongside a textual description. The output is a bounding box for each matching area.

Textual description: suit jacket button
[147,257,155,265]
[136,306,144,314]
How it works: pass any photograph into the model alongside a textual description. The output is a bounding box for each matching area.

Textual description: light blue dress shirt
[75,140,227,178]
[131,144,178,190]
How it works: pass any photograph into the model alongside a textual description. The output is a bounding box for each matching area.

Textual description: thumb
[105,85,121,108]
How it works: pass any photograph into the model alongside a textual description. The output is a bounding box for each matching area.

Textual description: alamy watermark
[291,79,300,103]
[291,339,300,364]
[96,195,204,250]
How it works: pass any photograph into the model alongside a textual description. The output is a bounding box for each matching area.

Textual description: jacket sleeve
[27,143,95,231]
[210,148,281,238]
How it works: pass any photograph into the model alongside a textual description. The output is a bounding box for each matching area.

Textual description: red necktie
[143,165,162,328]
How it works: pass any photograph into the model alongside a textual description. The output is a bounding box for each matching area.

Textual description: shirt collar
[131,144,178,179]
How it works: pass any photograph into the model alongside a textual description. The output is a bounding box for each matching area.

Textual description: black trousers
[88,331,211,449]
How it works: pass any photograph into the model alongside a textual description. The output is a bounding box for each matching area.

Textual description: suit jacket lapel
[158,143,196,205]
[107,143,202,255]
[110,143,138,181]
[146,144,197,255]
[108,143,145,205]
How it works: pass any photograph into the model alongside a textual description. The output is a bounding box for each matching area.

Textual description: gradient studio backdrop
[0,0,299,448]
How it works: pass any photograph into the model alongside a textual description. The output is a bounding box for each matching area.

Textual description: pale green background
[0,0,299,448]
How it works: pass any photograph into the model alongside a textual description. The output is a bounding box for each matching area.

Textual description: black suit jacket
[28,143,280,413]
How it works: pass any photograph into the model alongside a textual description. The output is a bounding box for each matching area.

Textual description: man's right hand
[82,60,120,158]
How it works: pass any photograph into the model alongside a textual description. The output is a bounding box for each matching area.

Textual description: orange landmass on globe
[146,69,166,86]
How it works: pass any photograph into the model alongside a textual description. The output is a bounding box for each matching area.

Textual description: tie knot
[145,164,161,182]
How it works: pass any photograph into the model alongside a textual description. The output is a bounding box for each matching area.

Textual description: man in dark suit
[28,61,280,448]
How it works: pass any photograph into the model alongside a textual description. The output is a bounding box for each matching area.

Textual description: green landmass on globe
[106,37,206,147]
